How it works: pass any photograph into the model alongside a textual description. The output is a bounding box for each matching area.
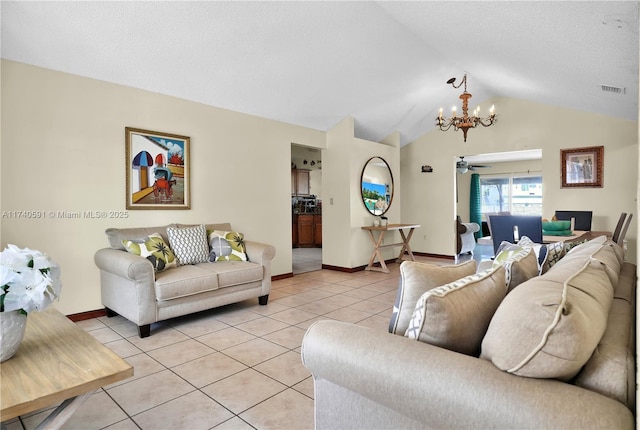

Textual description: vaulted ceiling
[2,1,638,146]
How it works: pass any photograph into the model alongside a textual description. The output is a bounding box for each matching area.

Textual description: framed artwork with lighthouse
[125,127,191,209]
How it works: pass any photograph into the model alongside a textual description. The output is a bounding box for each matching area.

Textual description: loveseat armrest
[244,241,276,265]
[94,248,155,282]
[94,248,157,330]
[301,320,633,430]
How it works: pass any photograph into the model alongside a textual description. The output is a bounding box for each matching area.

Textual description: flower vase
[0,310,28,362]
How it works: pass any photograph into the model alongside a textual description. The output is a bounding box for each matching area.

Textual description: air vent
[600,84,626,94]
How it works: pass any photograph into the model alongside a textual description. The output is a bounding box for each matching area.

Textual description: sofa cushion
[198,261,264,288]
[154,264,219,300]
[481,251,614,380]
[208,230,249,262]
[121,233,177,272]
[492,243,538,293]
[404,265,506,356]
[389,260,477,335]
[574,298,634,407]
[574,262,636,410]
[167,224,210,265]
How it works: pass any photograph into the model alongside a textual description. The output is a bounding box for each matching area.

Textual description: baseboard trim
[66,308,107,322]
[272,273,293,281]
[412,252,454,260]
[322,257,397,273]
[321,264,363,273]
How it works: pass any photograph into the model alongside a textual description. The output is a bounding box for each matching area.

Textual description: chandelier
[436,74,497,142]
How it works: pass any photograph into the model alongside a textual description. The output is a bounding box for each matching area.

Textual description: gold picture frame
[561,146,603,188]
[125,127,191,209]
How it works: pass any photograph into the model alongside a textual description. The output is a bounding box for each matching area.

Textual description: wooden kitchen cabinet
[297,214,315,247]
[314,215,322,246]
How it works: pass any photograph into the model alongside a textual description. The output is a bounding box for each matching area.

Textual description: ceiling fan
[456,156,491,174]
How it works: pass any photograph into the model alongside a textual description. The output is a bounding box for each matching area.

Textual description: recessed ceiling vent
[600,84,626,94]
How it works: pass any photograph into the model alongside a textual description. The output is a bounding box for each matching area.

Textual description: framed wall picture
[561,146,604,188]
[125,127,191,209]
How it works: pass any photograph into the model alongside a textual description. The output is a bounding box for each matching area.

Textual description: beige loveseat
[302,236,635,429]
[94,223,275,337]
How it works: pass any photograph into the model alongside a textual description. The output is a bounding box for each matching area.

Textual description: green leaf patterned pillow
[122,233,177,272]
[208,230,249,262]
[492,241,539,293]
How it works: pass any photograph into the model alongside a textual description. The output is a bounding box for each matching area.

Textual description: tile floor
[292,247,322,275]
[5,252,476,430]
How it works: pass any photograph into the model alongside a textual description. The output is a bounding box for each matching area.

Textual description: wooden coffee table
[1,308,133,429]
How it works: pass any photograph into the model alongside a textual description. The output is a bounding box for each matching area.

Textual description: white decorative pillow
[404,265,506,356]
[166,224,209,265]
[492,243,538,293]
[208,230,249,262]
[122,233,177,272]
[388,260,477,335]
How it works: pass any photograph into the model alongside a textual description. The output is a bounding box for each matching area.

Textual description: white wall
[1,60,325,314]
[401,97,638,262]
[322,118,401,269]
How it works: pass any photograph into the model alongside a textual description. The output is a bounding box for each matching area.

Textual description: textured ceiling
[2,1,638,146]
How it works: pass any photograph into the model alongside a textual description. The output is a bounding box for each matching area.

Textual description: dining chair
[483,211,511,239]
[616,213,633,245]
[554,210,593,231]
[489,215,543,255]
[611,212,628,243]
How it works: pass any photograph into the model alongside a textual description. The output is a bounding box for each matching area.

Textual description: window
[480,175,542,217]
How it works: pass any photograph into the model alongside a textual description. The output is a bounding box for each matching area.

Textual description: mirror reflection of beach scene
[362,182,388,215]
[361,156,393,216]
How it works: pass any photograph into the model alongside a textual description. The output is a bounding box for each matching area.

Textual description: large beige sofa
[302,236,635,429]
[95,223,275,337]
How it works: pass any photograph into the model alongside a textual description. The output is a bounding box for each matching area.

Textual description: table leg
[34,392,93,430]
[365,229,390,273]
[397,228,416,262]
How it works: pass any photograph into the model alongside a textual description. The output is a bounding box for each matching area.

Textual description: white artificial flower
[0,265,20,292]
[1,244,32,271]
[1,244,62,314]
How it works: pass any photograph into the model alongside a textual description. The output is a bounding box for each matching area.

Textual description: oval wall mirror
[361,156,394,216]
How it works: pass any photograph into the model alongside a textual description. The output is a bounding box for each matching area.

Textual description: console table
[361,223,421,273]
[1,308,133,429]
